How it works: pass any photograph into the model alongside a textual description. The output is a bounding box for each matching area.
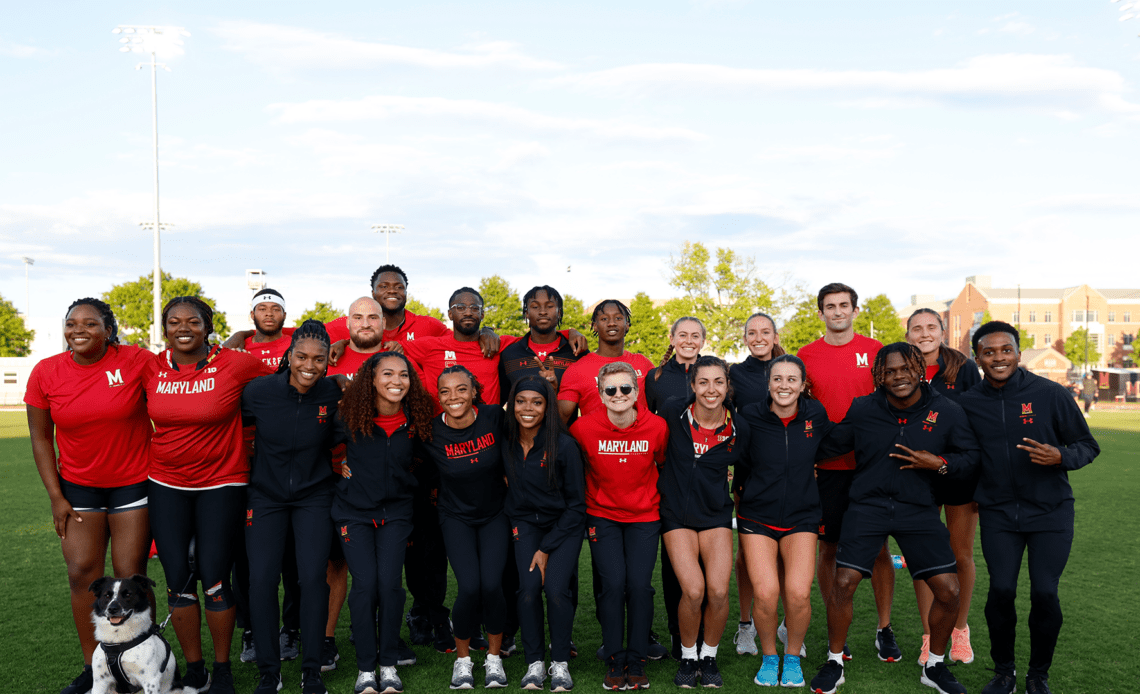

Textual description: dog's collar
[100,623,169,693]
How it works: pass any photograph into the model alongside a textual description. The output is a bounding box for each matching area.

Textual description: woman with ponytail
[241,320,341,694]
[906,308,982,666]
[644,317,706,414]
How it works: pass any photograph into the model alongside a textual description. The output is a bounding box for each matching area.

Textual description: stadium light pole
[22,257,34,320]
[114,24,189,351]
[371,224,405,263]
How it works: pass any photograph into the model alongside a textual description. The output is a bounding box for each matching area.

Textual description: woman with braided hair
[906,308,982,666]
[644,316,706,413]
[26,298,156,694]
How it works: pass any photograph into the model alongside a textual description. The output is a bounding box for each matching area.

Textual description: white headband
[251,292,286,312]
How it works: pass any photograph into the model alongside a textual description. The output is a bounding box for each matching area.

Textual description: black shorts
[661,516,733,534]
[932,476,978,508]
[59,477,148,514]
[835,501,956,581]
[816,469,854,543]
[736,515,816,541]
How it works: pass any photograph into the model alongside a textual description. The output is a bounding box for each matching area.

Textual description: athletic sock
[456,656,472,664]
[828,650,844,665]
[927,652,945,667]
[681,644,699,661]
[739,620,752,627]
[701,642,718,659]
[485,654,501,665]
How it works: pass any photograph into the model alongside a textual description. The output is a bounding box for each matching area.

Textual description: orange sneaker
[950,626,974,664]
[917,634,930,666]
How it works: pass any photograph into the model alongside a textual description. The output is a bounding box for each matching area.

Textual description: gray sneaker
[548,661,573,692]
[378,665,403,694]
[354,670,378,694]
[279,628,300,661]
[734,621,758,655]
[484,656,508,689]
[449,658,474,690]
[240,630,257,663]
[520,661,546,690]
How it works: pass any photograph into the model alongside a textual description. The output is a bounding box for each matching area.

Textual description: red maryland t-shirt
[327,347,383,380]
[244,333,293,370]
[325,309,449,346]
[570,408,668,523]
[558,351,654,418]
[24,345,155,487]
[404,334,522,406]
[797,333,882,471]
[147,347,272,489]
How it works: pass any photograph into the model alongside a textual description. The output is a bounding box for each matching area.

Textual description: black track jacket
[333,411,419,519]
[498,334,580,403]
[729,356,775,410]
[503,427,587,554]
[644,357,691,414]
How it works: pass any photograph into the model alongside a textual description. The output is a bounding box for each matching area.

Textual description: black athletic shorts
[816,469,854,543]
[835,501,956,581]
[660,516,733,534]
[736,515,816,541]
[932,476,978,508]
[59,476,148,514]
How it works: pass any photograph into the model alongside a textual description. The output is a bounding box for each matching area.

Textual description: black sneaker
[1026,676,1052,694]
[875,624,902,662]
[921,661,966,694]
[320,637,340,672]
[60,665,93,694]
[698,656,722,688]
[434,623,456,654]
[603,655,625,691]
[980,671,1016,694]
[673,658,700,689]
[843,643,853,661]
[569,640,578,658]
[625,658,650,691]
[280,628,300,661]
[254,672,283,694]
[212,661,235,694]
[405,612,433,646]
[810,660,845,694]
[180,661,211,692]
[396,638,417,666]
[647,631,668,660]
[500,635,517,658]
[470,631,489,651]
[302,667,328,694]
[595,645,605,662]
[240,629,257,663]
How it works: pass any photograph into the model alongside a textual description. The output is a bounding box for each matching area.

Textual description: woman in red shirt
[146,297,271,694]
[26,298,155,694]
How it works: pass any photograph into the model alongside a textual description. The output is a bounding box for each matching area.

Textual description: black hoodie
[729,356,775,410]
[928,354,982,401]
[422,404,507,525]
[332,410,419,520]
[503,427,587,554]
[644,357,692,414]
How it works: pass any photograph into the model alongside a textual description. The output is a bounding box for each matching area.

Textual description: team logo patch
[340,525,350,543]
[855,353,869,367]
[925,411,939,425]
[512,526,520,542]
[804,420,813,438]
[587,526,598,542]
[1020,402,1034,424]
[206,581,225,603]
[105,369,124,388]
[319,406,328,416]
[246,509,253,527]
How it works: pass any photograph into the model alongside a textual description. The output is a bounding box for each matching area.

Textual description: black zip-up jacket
[333,410,420,520]
[730,356,775,410]
[422,405,507,525]
[819,383,980,509]
[241,371,340,502]
[658,394,750,528]
[498,334,580,403]
[503,427,587,553]
[644,357,692,414]
[928,354,981,401]
[955,368,1098,532]
[736,398,833,527]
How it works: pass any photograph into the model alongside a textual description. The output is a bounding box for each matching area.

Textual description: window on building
[1073,310,1084,322]
[1090,333,1102,351]
[1088,310,1098,322]
[954,315,960,329]
[1012,311,1020,323]
[1045,311,1053,322]
[1029,310,1036,323]
[1044,333,1052,346]
[1109,333,1116,346]
[3,373,15,385]
[1029,334,1037,348]
[973,311,984,327]
[1109,311,1116,323]
[1126,312,1133,323]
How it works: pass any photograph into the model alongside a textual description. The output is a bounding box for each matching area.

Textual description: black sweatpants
[405,493,450,629]
[234,520,301,632]
[513,518,582,664]
[334,499,412,670]
[440,512,509,639]
[980,523,1074,680]
[149,482,244,610]
[588,516,659,663]
[246,490,333,675]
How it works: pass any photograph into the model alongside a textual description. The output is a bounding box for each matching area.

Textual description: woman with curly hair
[334,352,435,694]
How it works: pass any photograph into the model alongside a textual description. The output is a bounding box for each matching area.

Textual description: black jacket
[503,428,587,554]
[658,394,750,528]
[644,357,692,414]
[498,334,580,403]
[242,372,339,502]
[820,384,980,509]
[332,411,420,520]
[730,356,775,411]
[737,398,833,528]
[956,368,1099,532]
[928,354,982,401]
[422,405,507,525]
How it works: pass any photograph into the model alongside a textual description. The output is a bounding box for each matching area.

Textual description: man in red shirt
[797,282,898,662]
[244,289,292,369]
[325,265,451,347]
[326,297,387,379]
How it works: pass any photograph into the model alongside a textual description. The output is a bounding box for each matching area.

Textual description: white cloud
[212,21,562,72]
[0,42,55,58]
[268,94,708,142]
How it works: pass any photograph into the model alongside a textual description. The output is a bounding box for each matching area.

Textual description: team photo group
[27,265,1098,694]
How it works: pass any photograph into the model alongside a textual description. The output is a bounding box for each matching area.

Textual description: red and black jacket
[332,411,420,521]
[928,354,982,401]
[498,334,580,403]
[503,427,587,554]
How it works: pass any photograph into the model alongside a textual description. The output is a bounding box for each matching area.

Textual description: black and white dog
[90,575,188,694]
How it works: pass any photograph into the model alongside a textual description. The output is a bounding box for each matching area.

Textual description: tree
[984,310,1038,351]
[780,295,823,354]
[561,294,594,346]
[102,272,230,348]
[406,296,444,321]
[854,294,905,345]
[477,275,526,337]
[295,301,342,326]
[1064,328,1100,369]
[626,292,669,362]
[0,294,34,356]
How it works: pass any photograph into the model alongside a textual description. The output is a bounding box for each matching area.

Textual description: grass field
[2,409,1137,693]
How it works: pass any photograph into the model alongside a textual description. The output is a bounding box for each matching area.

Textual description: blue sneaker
[780,655,804,688]
[754,654,779,686]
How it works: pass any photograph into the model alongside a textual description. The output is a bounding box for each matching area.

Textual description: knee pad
[167,583,199,609]
[203,579,235,612]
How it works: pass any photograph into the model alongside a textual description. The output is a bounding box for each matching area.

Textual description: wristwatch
[937,462,949,475]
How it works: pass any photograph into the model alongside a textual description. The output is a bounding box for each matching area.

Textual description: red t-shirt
[146,348,272,489]
[797,333,882,470]
[373,411,408,437]
[24,345,155,487]
[925,363,940,383]
[404,334,521,406]
[689,405,733,457]
[558,351,654,418]
[570,408,668,523]
[325,309,449,346]
[327,347,383,380]
[244,333,292,370]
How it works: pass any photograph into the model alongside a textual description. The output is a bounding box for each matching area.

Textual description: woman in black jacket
[503,377,586,693]
[736,355,832,688]
[333,351,435,694]
[242,320,341,694]
[658,356,749,689]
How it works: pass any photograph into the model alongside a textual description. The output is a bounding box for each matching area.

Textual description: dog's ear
[89,577,111,594]
[129,574,157,590]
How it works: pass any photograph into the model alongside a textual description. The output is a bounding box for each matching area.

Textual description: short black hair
[591,299,632,326]
[817,283,858,312]
[275,319,331,375]
[161,296,215,337]
[522,285,564,324]
[370,264,408,289]
[972,321,1021,355]
[253,287,284,301]
[67,297,120,345]
[448,287,483,307]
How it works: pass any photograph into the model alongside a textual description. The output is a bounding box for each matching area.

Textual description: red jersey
[797,333,882,470]
[327,346,383,380]
[570,408,667,523]
[325,309,449,346]
[147,347,272,489]
[24,345,155,487]
[404,334,521,406]
[558,351,654,418]
[244,333,292,369]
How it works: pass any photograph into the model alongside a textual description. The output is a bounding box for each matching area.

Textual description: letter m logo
[105,369,124,387]
[856,353,869,367]
[445,351,457,360]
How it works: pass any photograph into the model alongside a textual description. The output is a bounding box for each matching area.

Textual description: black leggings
[589,516,659,662]
[440,513,509,640]
[149,482,244,610]
[981,523,1074,680]
[513,518,582,664]
[406,493,450,629]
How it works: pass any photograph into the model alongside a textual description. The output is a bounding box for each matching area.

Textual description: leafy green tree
[854,294,905,345]
[102,272,230,348]
[0,294,34,356]
[626,292,669,362]
[294,301,342,326]
[983,310,1035,351]
[406,296,445,321]
[1064,328,1101,368]
[781,295,823,354]
[561,294,594,347]
[478,275,526,337]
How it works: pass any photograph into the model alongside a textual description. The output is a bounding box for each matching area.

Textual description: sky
[4,1,1140,354]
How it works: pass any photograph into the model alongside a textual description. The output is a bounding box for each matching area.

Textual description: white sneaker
[777,619,807,658]
[484,656,508,689]
[378,666,403,694]
[449,658,474,690]
[734,621,759,655]
[355,670,379,694]
[548,661,573,692]
[520,661,546,690]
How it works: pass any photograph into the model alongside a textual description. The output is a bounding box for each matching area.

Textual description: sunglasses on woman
[603,384,634,396]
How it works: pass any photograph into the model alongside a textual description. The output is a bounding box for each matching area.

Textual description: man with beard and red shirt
[244,289,292,369]
[326,297,387,380]
[325,265,450,348]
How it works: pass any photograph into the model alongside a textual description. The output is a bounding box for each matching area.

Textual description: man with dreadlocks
[498,285,584,403]
[809,343,978,694]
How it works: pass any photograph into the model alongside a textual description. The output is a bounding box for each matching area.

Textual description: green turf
[2,409,1137,692]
